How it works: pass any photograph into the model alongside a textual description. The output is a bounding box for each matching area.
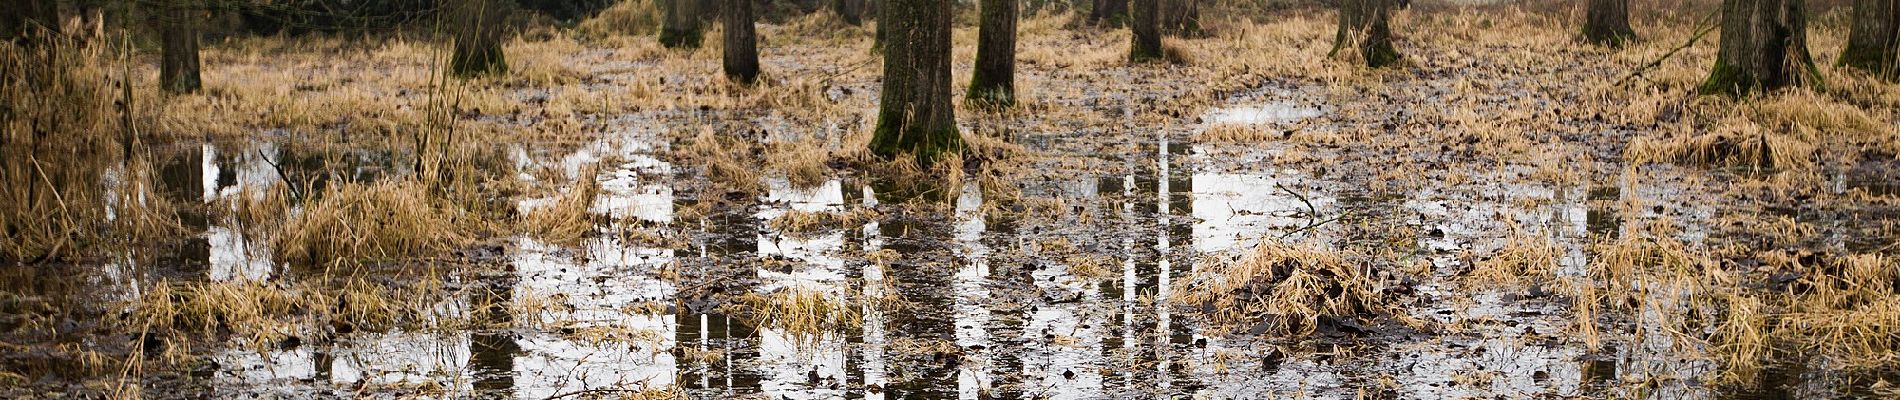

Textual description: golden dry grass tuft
[1173,241,1394,336]
[728,288,864,343]
[1462,235,1562,288]
[577,0,662,39]
[274,180,471,266]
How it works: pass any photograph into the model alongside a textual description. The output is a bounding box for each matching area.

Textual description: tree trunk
[1130,0,1162,62]
[450,0,508,77]
[659,0,704,48]
[2,0,60,43]
[1841,0,1899,78]
[871,0,960,164]
[833,0,864,25]
[722,0,758,84]
[1331,0,1400,68]
[1160,0,1199,36]
[1583,0,1636,46]
[160,0,201,94]
[1702,0,1821,95]
[1091,0,1127,26]
[968,0,1016,106]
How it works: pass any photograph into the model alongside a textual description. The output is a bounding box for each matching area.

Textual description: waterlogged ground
[6,4,1900,400]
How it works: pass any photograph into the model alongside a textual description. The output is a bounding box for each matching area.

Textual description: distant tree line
[4,0,1897,163]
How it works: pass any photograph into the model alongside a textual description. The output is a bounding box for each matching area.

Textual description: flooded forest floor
[4,2,1900,399]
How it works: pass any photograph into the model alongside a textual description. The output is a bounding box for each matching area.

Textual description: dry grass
[1462,235,1562,288]
[274,180,470,266]
[728,288,863,344]
[1,33,179,262]
[120,275,453,355]
[577,0,662,39]
[1173,241,1394,336]
[519,165,602,246]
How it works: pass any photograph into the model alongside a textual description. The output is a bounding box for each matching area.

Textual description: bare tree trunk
[871,0,960,164]
[2,0,60,43]
[160,0,201,94]
[1160,0,1199,36]
[833,0,864,25]
[1091,0,1127,26]
[450,0,509,77]
[722,0,758,84]
[1842,0,1899,78]
[968,0,1016,106]
[1331,0,1400,68]
[1702,0,1821,95]
[1130,0,1161,62]
[1583,0,1636,46]
[660,0,704,48]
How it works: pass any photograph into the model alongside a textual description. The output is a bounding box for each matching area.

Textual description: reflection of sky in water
[513,330,677,398]
[1190,172,1335,253]
[754,178,851,399]
[1204,102,1324,125]
[952,183,993,399]
[200,143,283,281]
[859,183,889,400]
[214,331,474,393]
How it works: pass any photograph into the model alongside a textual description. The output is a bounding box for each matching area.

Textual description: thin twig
[1615,11,1721,87]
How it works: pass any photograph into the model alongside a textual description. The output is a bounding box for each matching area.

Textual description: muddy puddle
[9,81,1896,400]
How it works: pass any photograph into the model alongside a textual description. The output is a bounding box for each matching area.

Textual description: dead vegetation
[1174,241,1399,336]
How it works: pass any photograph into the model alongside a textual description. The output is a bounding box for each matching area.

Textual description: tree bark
[160,0,202,94]
[722,0,758,84]
[1702,0,1821,95]
[2,0,60,43]
[1583,0,1636,46]
[1842,0,1899,78]
[450,0,508,77]
[871,0,960,164]
[1130,0,1162,62]
[660,0,704,48]
[968,0,1016,106]
[833,0,864,25]
[1160,0,1199,36]
[1331,0,1400,68]
[1091,0,1127,26]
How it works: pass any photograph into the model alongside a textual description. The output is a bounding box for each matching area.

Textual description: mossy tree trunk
[1129,0,1162,62]
[833,0,864,25]
[1841,0,1899,78]
[722,0,758,84]
[1160,0,1199,36]
[659,0,704,48]
[450,0,509,77]
[1702,0,1821,95]
[1583,0,1636,46]
[968,0,1016,106]
[871,0,960,164]
[160,0,201,94]
[1331,0,1400,68]
[1091,0,1127,26]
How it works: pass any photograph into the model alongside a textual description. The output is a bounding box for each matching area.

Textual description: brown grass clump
[120,276,450,355]
[765,140,831,189]
[519,165,601,246]
[576,0,662,39]
[681,129,763,196]
[1461,235,1561,288]
[1173,241,1394,336]
[1,34,178,262]
[728,288,863,343]
[274,180,469,265]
